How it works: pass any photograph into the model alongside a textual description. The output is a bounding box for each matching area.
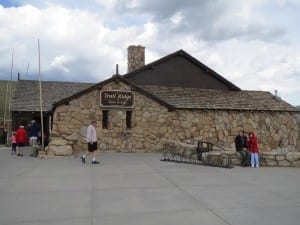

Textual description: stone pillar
[127,45,145,73]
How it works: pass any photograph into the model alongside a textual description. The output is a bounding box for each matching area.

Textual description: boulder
[49,138,68,146]
[262,151,277,156]
[291,160,300,167]
[286,152,300,162]
[262,155,276,160]
[80,126,88,137]
[278,160,291,167]
[47,145,73,156]
[265,160,278,167]
[231,158,241,165]
[65,132,79,141]
[276,156,286,161]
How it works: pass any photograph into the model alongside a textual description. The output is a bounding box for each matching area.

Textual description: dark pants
[88,142,98,152]
[12,143,17,152]
[239,150,250,166]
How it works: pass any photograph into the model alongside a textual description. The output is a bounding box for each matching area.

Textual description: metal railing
[161,140,233,168]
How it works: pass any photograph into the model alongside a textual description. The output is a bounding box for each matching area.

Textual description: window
[102,110,108,129]
[126,111,132,129]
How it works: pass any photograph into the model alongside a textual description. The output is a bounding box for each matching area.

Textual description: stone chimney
[127,45,145,73]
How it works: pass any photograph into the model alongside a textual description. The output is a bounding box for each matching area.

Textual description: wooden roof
[124,49,241,91]
[11,80,94,112]
[9,50,299,113]
[52,75,174,111]
[139,85,299,112]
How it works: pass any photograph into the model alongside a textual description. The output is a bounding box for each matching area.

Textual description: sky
[0,0,299,106]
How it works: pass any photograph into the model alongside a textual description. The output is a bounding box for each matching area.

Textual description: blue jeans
[251,153,259,166]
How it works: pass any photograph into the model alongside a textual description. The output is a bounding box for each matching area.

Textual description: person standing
[235,130,249,166]
[28,120,41,156]
[2,129,7,145]
[28,120,40,146]
[81,121,100,164]
[10,131,17,155]
[16,125,28,156]
[247,131,259,168]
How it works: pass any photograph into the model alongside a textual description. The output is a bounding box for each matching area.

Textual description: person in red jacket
[16,125,28,156]
[247,131,259,168]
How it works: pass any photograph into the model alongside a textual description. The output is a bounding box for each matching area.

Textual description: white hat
[20,125,24,128]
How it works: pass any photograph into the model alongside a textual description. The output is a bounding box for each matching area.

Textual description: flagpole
[38,39,44,151]
[7,48,14,144]
[3,48,14,145]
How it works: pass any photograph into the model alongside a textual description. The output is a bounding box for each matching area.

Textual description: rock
[57,124,69,133]
[266,160,278,167]
[47,145,73,156]
[209,151,221,156]
[231,158,241,165]
[46,149,55,156]
[222,150,236,156]
[276,156,286,161]
[286,152,300,162]
[262,155,276,160]
[72,143,83,152]
[80,126,88,137]
[49,138,68,146]
[278,160,291,167]
[291,160,300,167]
[65,132,79,141]
[263,151,277,156]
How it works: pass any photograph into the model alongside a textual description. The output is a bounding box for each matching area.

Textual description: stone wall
[48,80,299,160]
[170,110,298,153]
[49,80,170,155]
[226,150,300,167]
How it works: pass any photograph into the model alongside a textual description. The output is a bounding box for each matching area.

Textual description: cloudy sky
[0,0,299,106]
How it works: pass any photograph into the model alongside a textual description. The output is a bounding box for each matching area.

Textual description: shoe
[251,165,254,168]
[17,153,20,156]
[92,160,100,164]
[256,165,259,168]
[81,156,86,164]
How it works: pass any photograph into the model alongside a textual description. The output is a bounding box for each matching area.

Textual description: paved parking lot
[0,146,300,225]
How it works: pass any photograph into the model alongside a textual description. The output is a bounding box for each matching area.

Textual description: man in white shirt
[81,121,100,164]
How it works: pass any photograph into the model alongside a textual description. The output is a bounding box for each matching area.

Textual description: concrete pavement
[0,146,300,225]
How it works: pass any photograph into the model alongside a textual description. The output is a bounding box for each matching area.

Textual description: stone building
[47,46,299,160]
[10,80,93,135]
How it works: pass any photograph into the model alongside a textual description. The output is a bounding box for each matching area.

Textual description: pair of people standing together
[235,130,259,168]
[12,126,27,156]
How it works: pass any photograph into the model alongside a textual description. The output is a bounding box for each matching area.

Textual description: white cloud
[49,55,72,73]
[0,1,299,106]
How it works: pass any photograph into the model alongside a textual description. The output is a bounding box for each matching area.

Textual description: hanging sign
[100,90,134,108]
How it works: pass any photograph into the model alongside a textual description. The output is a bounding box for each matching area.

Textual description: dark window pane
[126,111,132,129]
[102,110,108,129]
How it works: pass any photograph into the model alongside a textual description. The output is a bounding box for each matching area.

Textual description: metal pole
[3,48,14,145]
[38,39,44,151]
[7,49,14,144]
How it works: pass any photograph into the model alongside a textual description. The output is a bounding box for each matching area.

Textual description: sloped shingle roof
[139,85,298,112]
[11,80,94,112]
[124,49,241,91]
